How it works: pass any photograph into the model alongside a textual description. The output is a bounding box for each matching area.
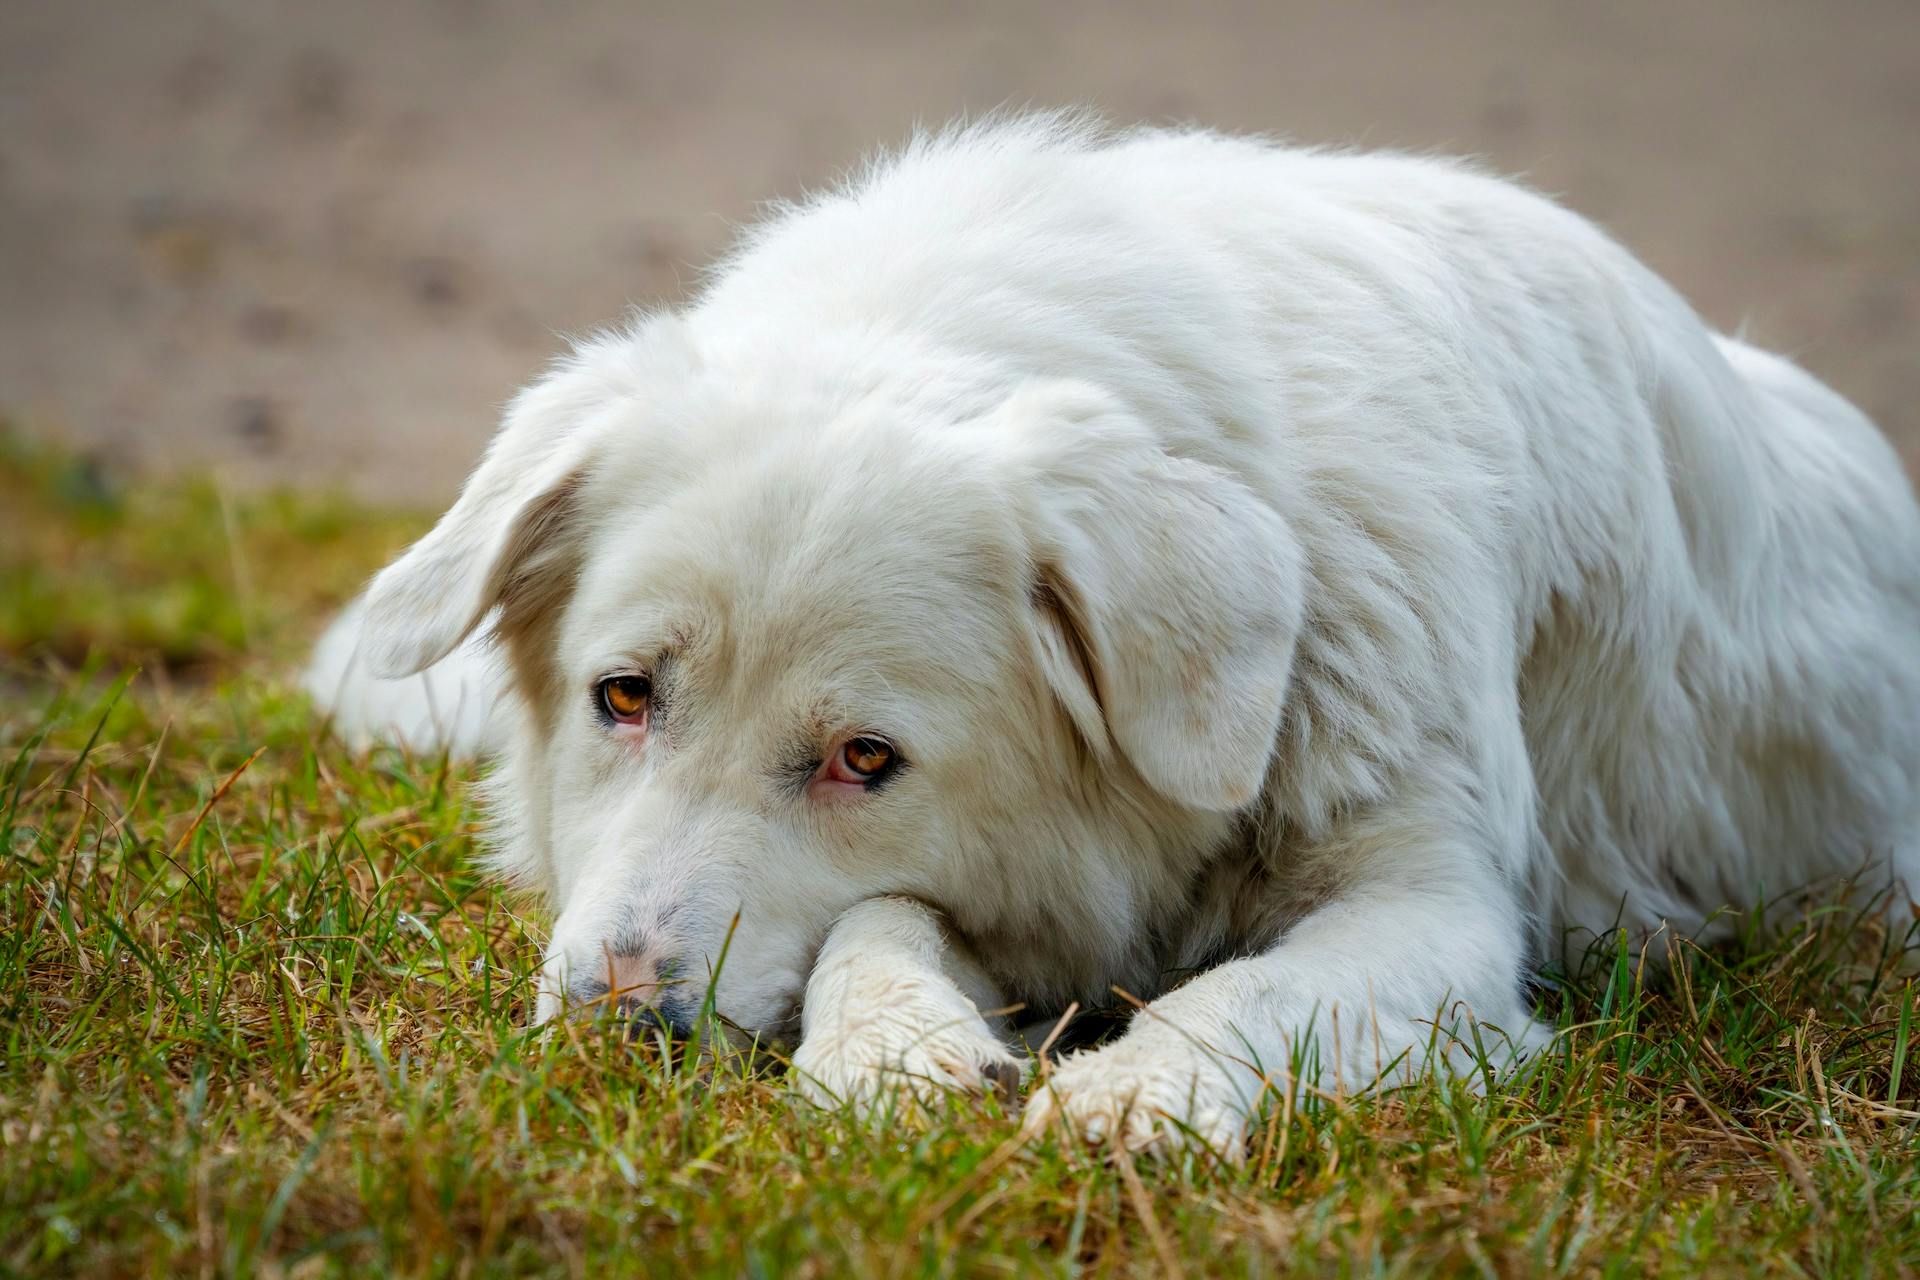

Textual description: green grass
[2,429,1916,1277]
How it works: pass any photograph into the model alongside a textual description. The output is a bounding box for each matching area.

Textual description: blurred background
[4,0,1918,504]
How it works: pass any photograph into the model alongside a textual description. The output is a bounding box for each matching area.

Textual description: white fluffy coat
[312,119,1920,1158]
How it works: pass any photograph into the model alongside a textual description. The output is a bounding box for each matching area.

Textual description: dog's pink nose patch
[595,948,669,1008]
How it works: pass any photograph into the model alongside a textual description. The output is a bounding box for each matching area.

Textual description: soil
[3,1,1916,503]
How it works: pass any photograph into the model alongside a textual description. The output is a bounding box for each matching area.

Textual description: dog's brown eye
[841,737,894,778]
[599,675,651,724]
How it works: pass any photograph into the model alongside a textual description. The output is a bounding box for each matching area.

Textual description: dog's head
[360,321,1303,1042]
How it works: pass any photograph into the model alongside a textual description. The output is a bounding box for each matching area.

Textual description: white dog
[309,117,1920,1159]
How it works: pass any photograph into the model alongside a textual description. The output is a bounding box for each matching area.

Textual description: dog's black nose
[564,973,694,1040]
[619,999,695,1042]
[561,940,696,1038]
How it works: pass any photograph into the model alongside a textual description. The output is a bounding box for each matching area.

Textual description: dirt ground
[3,1,1917,503]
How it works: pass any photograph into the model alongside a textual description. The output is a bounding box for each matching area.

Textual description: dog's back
[1525,323,1920,945]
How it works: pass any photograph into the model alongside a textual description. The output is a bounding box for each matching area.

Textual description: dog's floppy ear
[358,330,662,678]
[996,382,1304,811]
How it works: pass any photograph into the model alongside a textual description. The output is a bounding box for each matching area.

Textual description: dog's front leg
[790,896,1025,1113]
[1024,831,1542,1161]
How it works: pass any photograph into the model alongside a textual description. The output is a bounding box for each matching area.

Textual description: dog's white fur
[313,118,1920,1158]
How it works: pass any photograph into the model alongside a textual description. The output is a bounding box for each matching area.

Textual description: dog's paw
[1021,1025,1258,1162]
[790,969,1025,1115]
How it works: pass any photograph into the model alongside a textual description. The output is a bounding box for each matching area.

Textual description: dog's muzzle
[560,945,695,1039]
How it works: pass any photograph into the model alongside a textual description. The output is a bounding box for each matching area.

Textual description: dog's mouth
[629,977,807,1055]
[568,982,800,1072]
[762,994,806,1050]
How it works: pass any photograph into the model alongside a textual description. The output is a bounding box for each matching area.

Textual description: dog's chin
[738,1008,804,1054]
[735,988,807,1052]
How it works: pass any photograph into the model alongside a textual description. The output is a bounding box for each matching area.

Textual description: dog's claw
[982,1058,1022,1108]
[1019,1031,1252,1162]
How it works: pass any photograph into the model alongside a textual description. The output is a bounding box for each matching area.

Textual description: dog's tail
[302,594,501,757]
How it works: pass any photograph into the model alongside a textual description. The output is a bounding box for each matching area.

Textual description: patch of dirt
[2,1,1916,502]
